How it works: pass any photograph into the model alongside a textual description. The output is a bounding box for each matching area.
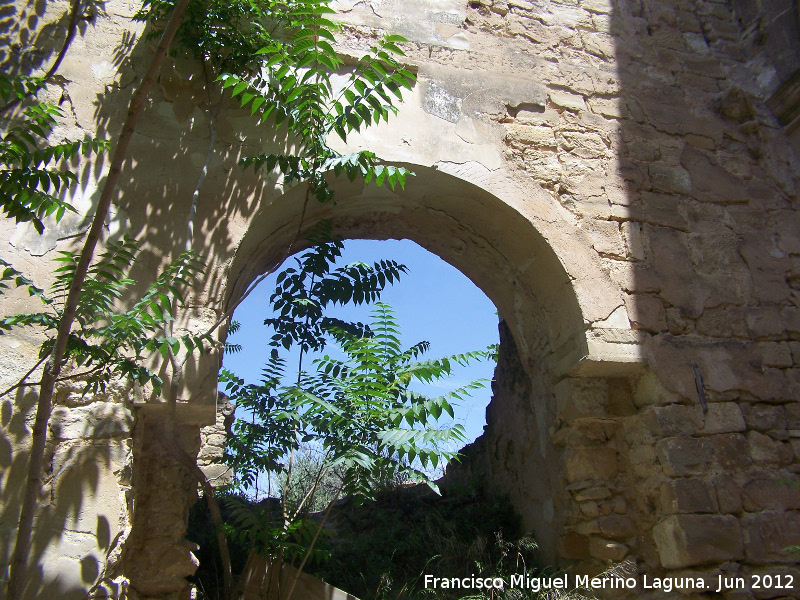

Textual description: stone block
[199,463,232,487]
[769,430,791,442]
[574,486,612,502]
[549,89,587,112]
[660,478,718,514]
[640,191,688,230]
[750,369,794,403]
[649,227,711,318]
[582,0,612,14]
[620,221,646,261]
[581,501,600,518]
[566,447,618,482]
[197,445,224,460]
[554,377,608,423]
[612,496,627,514]
[204,433,227,447]
[39,543,103,599]
[522,149,562,184]
[778,441,795,465]
[628,443,655,465]
[696,305,748,338]
[742,511,800,564]
[713,474,743,515]
[759,342,793,368]
[700,402,746,435]
[553,418,617,448]
[748,431,780,465]
[648,164,691,195]
[598,515,636,540]
[742,404,786,432]
[656,437,714,476]
[746,308,787,340]
[575,520,601,536]
[632,370,681,408]
[607,377,636,417]
[586,97,624,119]
[653,514,743,569]
[645,404,703,436]
[680,145,748,204]
[625,293,667,332]
[740,236,792,305]
[790,343,800,366]
[741,477,800,512]
[584,219,626,259]
[50,444,128,536]
[504,124,556,147]
[782,306,800,336]
[559,130,609,159]
[589,537,629,562]
[775,210,800,254]
[786,403,800,429]
[559,531,590,559]
[713,433,753,470]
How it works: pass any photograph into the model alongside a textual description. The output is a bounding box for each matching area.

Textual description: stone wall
[1,0,799,597]
[196,400,234,487]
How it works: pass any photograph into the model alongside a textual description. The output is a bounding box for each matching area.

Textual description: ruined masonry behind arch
[1,0,799,598]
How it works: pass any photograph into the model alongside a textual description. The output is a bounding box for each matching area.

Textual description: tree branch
[285,482,343,600]
[0,0,83,115]
[0,355,47,398]
[6,1,192,596]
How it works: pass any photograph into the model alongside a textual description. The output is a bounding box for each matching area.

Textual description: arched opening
[227,164,590,376]
[223,237,500,447]
[215,163,644,564]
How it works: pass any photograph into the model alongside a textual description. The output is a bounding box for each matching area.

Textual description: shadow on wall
[456,0,800,575]
[612,0,800,574]
[0,385,132,600]
[0,6,279,596]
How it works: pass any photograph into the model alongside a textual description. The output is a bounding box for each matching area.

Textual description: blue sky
[220,238,500,445]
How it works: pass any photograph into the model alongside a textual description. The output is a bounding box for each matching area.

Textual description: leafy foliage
[309,485,527,600]
[299,302,486,491]
[223,302,482,498]
[220,493,332,566]
[0,237,210,395]
[137,0,416,203]
[224,319,243,354]
[265,228,407,353]
[0,73,108,233]
[217,231,493,594]
[0,258,48,300]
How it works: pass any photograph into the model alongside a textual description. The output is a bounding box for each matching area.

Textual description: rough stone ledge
[554,328,649,378]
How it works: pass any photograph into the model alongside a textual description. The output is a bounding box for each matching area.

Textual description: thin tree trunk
[6,3,191,597]
[285,484,343,600]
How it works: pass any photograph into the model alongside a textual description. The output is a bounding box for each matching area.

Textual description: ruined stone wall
[1,0,799,597]
[451,0,800,590]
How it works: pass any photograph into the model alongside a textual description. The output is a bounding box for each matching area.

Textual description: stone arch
[214,161,646,564]
[224,161,640,380]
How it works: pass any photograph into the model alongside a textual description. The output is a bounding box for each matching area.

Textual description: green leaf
[231,80,249,97]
